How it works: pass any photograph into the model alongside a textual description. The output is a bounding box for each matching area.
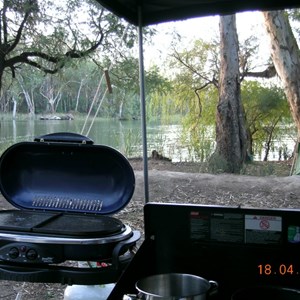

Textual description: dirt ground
[0,158,299,299]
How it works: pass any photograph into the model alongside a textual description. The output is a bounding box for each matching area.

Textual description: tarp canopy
[95,0,299,26]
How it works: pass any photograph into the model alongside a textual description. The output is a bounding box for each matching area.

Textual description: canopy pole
[138,5,149,203]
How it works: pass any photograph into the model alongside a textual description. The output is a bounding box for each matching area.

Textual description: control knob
[26,249,38,260]
[8,247,19,259]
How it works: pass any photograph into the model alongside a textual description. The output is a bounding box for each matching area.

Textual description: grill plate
[0,210,124,237]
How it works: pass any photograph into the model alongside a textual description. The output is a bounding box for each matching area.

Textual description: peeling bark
[215,15,248,173]
[262,11,300,137]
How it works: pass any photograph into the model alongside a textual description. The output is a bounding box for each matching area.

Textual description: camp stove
[109,203,300,299]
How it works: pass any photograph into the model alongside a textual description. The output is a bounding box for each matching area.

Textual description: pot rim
[135,273,211,298]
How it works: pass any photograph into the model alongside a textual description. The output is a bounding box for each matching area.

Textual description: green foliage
[165,35,295,162]
[165,85,218,162]
[288,9,300,23]
[147,93,177,122]
[116,128,142,157]
[162,38,220,161]
[99,57,172,119]
[1,2,297,166]
[0,0,168,118]
[4,53,171,119]
[0,0,139,97]
[242,80,294,160]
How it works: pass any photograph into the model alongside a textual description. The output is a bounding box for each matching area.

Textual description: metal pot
[126,273,218,300]
[232,286,300,300]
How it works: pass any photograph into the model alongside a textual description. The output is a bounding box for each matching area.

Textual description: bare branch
[2,1,8,45]
[64,33,104,59]
[8,10,31,53]
[244,64,277,78]
[172,50,207,80]
[5,32,104,76]
[194,88,203,118]
[25,60,60,74]
[172,50,218,88]
[6,51,60,75]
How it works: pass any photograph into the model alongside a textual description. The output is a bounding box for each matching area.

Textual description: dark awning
[95,0,299,26]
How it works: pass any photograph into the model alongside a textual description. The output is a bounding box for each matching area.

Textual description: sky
[143,10,270,71]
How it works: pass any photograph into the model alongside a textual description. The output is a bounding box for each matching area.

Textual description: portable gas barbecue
[0,132,140,285]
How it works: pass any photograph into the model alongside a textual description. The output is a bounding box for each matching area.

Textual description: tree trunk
[262,11,300,138]
[12,97,17,120]
[215,15,248,173]
[263,118,280,161]
[119,99,124,119]
[118,94,127,120]
[0,65,5,112]
[40,77,63,114]
[75,79,84,112]
[17,76,35,115]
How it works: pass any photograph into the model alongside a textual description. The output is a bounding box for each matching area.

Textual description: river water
[0,118,188,161]
[0,117,296,162]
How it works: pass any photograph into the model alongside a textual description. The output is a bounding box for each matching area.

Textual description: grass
[157,159,294,176]
[240,160,293,176]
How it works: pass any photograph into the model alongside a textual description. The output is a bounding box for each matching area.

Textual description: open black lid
[0,133,135,215]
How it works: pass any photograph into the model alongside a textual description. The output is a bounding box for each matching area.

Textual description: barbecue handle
[112,231,141,269]
[34,132,94,144]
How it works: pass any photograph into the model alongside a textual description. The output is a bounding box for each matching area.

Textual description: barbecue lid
[0,132,135,215]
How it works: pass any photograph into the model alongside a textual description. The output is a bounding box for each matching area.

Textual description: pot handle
[34,132,94,144]
[208,280,218,296]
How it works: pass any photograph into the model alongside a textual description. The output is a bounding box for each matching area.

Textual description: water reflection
[0,118,296,162]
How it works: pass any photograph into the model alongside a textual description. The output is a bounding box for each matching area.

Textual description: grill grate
[32,195,103,211]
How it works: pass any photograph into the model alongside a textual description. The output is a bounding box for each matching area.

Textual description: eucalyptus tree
[169,11,300,170]
[15,69,43,114]
[262,10,300,138]
[216,15,248,172]
[169,18,260,171]
[0,0,138,112]
[6,65,45,114]
[61,60,101,113]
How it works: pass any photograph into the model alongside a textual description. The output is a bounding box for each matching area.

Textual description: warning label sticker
[245,215,282,244]
[190,211,244,243]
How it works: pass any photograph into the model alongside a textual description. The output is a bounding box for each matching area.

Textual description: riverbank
[129,157,293,176]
